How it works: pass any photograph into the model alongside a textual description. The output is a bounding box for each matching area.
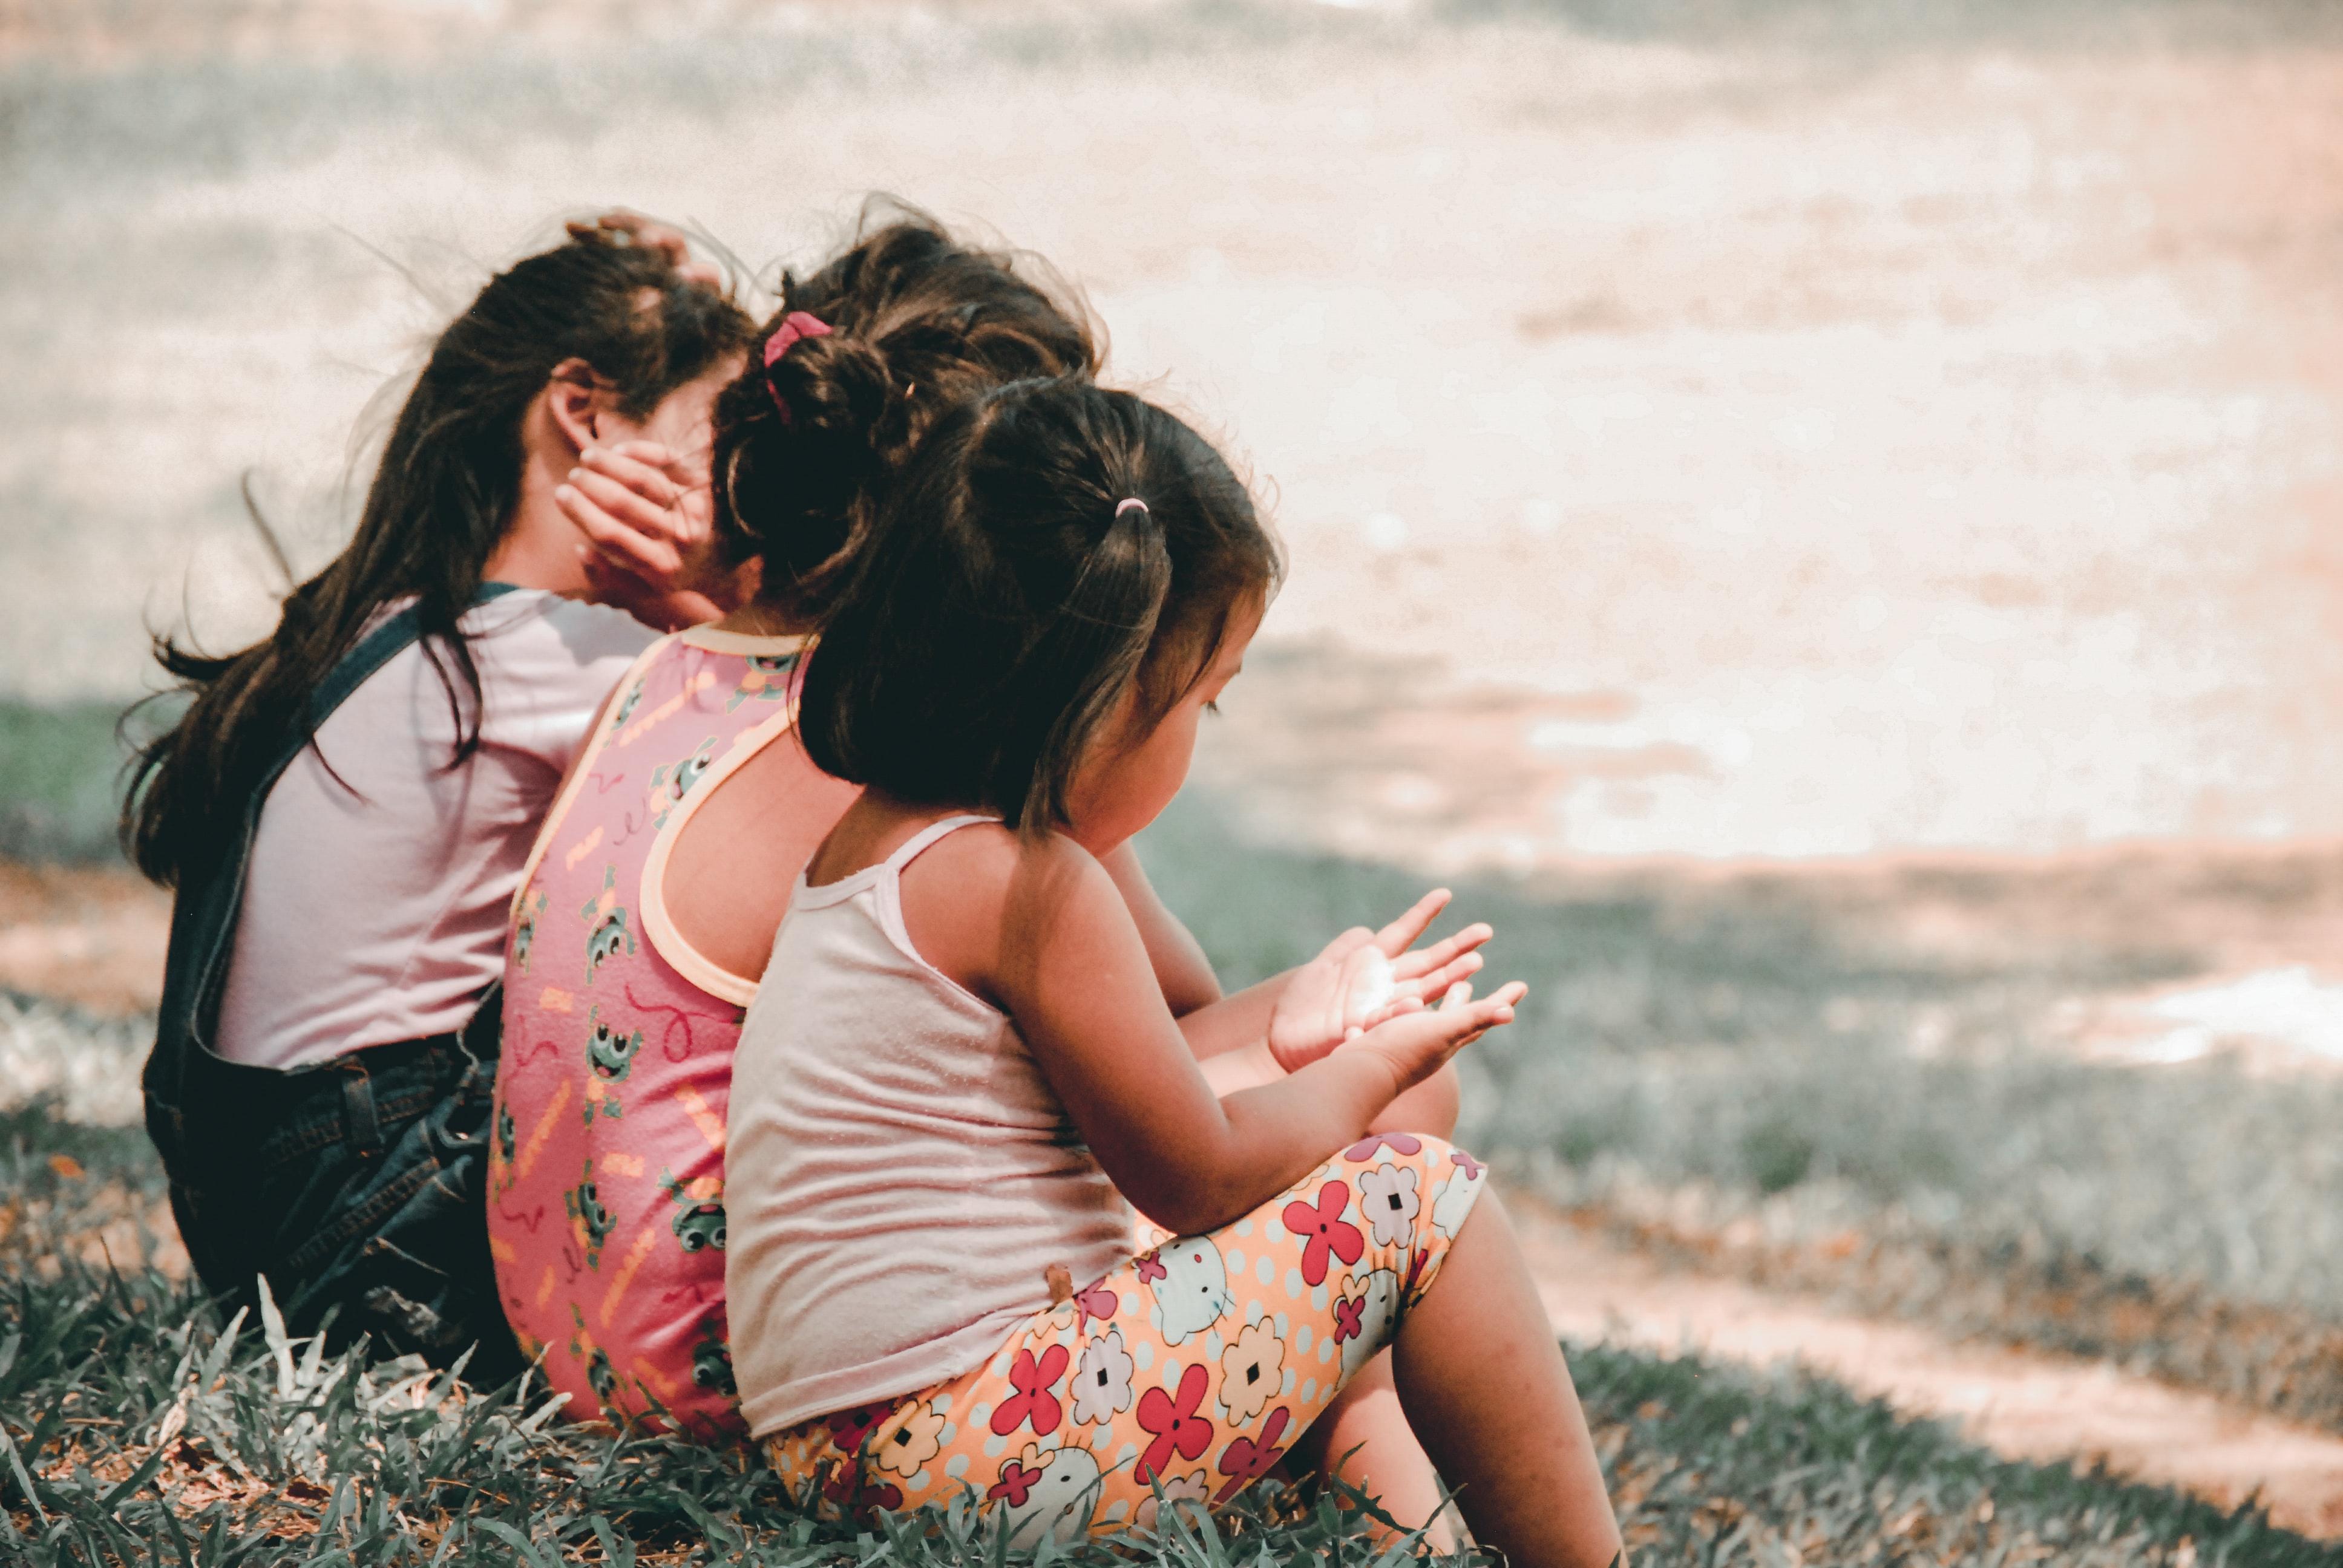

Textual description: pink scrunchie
[762,311,831,421]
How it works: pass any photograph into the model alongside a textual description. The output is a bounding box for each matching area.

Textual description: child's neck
[712,596,817,639]
[807,789,982,884]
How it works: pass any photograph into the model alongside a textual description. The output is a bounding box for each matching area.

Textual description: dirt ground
[11,849,2343,1536]
[1512,1198,2343,1539]
[0,860,170,1015]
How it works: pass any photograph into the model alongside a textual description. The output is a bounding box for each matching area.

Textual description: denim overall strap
[144,584,523,1157]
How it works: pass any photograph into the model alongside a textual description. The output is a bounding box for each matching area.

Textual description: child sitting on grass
[725,376,1625,1566]
[123,219,753,1379]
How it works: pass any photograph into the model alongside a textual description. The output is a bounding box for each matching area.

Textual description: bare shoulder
[899,820,1021,890]
[905,822,1107,916]
[897,824,1120,1000]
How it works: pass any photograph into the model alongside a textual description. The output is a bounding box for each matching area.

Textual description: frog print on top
[610,675,648,730]
[583,1006,644,1125]
[693,1319,738,1398]
[492,626,816,1442]
[662,1168,727,1253]
[566,1158,615,1269]
[514,890,546,974]
[579,866,636,985]
[645,736,719,831]
[727,650,801,711]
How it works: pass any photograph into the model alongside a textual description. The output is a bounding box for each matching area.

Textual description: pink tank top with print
[487,625,848,1440]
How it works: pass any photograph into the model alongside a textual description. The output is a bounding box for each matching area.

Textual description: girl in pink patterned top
[489,214,1103,1437]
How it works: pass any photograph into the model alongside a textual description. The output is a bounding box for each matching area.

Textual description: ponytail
[707,206,1099,623]
[796,378,1282,834]
[997,486,1174,831]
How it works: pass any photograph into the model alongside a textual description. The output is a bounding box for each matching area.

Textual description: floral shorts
[762,1134,1488,1543]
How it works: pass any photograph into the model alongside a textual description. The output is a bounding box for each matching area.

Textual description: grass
[1575,1345,2335,1566]
[0,702,142,865]
[2,1099,2330,1566]
[1135,794,2343,1429]
[0,754,2334,1557]
[0,1103,1478,1567]
[7,701,2343,1425]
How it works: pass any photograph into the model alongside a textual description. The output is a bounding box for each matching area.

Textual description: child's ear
[543,357,605,455]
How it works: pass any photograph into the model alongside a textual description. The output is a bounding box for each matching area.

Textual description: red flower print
[1135,1250,1168,1284]
[1135,1363,1214,1483]
[1332,1292,1366,1344]
[988,1458,1044,1508]
[1282,1181,1365,1286]
[822,1462,905,1515]
[989,1344,1070,1437]
[1213,1406,1295,1503]
[1451,1150,1485,1181]
[1076,1284,1120,1322]
[1401,1246,1431,1301]
[827,1402,892,1453]
[1343,1131,1423,1162]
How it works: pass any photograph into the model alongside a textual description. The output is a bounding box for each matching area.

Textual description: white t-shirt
[213,589,657,1070]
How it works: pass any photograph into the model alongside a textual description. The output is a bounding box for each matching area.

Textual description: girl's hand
[1334,978,1525,1097]
[559,440,746,626]
[570,211,728,293]
[575,550,729,632]
[1265,889,1493,1073]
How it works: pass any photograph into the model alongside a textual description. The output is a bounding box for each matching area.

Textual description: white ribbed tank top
[726,815,1132,1437]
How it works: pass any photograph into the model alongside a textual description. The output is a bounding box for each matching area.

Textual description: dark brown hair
[707,206,1100,620]
[123,227,756,887]
[797,377,1283,833]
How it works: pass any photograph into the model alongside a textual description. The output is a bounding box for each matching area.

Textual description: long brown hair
[123,228,755,888]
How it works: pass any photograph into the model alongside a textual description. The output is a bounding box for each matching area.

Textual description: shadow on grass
[0,1091,2329,1566]
[1137,792,2343,1407]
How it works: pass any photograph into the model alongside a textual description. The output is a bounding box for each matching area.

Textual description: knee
[1336,1131,1489,1243]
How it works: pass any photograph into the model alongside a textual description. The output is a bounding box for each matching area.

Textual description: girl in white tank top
[726,381,1624,1567]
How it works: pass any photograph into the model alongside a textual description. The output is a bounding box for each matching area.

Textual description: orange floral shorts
[761,1134,1487,1542]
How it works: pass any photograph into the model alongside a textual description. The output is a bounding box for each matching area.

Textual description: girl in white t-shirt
[125,218,754,1379]
[727,377,1624,1567]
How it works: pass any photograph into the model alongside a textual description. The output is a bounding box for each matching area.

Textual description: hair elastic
[762,311,832,421]
[1114,497,1150,520]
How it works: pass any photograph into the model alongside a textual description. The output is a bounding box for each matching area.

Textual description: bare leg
[1293,1065,1464,1547]
[1288,1350,1461,1549]
[1392,1192,1623,1568]
[1197,1056,1467,1543]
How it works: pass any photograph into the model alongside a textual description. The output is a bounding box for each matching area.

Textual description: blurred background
[7,0,2343,1553]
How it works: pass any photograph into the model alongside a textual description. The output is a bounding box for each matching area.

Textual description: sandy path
[1510,1197,2343,1539]
[0,861,169,1016]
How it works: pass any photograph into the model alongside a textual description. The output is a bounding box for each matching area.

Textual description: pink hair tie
[762,311,832,421]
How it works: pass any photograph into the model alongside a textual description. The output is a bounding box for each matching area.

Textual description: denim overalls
[144,587,525,1383]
